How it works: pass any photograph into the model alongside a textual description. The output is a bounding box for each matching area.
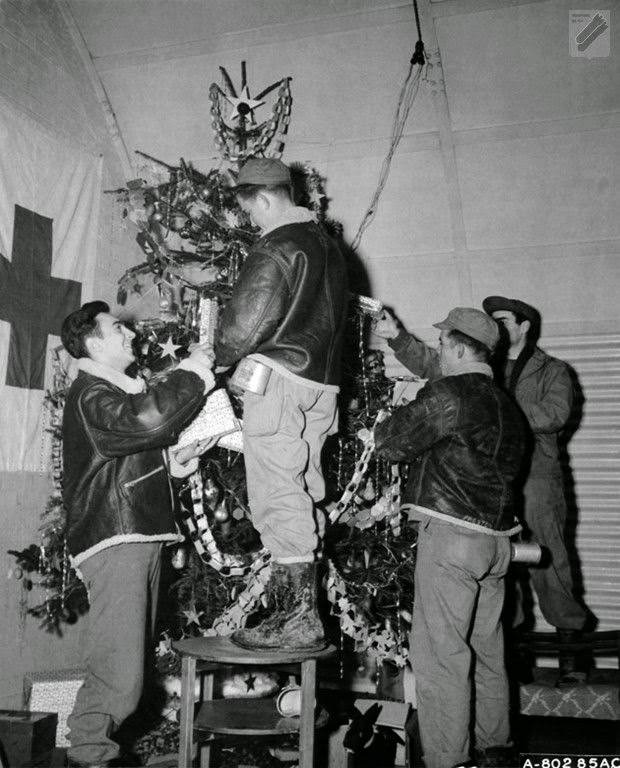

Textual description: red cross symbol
[0,205,82,389]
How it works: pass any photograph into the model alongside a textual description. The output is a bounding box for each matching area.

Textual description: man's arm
[215,248,289,367]
[518,360,573,434]
[374,383,454,462]
[79,350,215,458]
[373,311,441,379]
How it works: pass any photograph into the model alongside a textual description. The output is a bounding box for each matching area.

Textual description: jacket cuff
[167,450,199,478]
[177,359,216,393]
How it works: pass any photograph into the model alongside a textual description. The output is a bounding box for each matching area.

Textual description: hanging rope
[350,0,426,253]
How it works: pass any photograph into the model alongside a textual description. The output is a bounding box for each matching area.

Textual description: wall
[0,0,140,707]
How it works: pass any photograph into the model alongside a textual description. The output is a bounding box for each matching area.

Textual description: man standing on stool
[373,307,526,768]
[215,158,348,651]
[483,295,588,686]
[61,301,217,767]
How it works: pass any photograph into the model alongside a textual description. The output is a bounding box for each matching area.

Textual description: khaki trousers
[522,474,587,630]
[411,517,512,768]
[67,542,162,763]
[242,370,338,561]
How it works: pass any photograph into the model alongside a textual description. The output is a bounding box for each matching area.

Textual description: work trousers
[411,517,512,768]
[67,542,162,764]
[242,370,338,562]
[522,474,586,630]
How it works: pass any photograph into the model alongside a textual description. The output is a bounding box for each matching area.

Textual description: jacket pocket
[123,465,165,488]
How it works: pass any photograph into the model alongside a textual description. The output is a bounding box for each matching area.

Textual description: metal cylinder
[230,357,272,395]
[510,542,542,564]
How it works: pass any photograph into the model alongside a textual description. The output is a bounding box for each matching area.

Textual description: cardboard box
[0,709,57,767]
[23,668,85,747]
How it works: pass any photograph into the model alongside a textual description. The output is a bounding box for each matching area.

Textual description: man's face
[90,312,136,370]
[236,192,269,231]
[438,329,460,376]
[491,310,527,350]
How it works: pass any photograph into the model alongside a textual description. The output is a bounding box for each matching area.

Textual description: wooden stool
[173,635,336,768]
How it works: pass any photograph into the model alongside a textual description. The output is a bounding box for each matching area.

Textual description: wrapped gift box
[173,388,240,451]
[0,709,57,767]
[23,668,86,747]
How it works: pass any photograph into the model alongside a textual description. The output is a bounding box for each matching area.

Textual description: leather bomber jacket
[215,221,348,386]
[62,369,205,562]
[375,373,527,532]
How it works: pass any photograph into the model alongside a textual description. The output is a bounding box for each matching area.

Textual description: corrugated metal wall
[533,334,620,631]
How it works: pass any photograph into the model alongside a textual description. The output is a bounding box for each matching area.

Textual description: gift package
[23,668,85,747]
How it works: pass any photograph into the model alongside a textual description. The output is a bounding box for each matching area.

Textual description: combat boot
[232,561,326,651]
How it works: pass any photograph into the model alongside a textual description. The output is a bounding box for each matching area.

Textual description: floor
[50,713,619,768]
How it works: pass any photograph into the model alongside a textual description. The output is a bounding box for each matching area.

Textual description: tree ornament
[213,502,229,523]
[171,546,187,570]
[157,335,181,360]
[202,476,220,508]
[169,211,189,231]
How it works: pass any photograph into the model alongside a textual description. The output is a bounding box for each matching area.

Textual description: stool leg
[199,671,214,768]
[299,658,317,768]
[179,655,196,768]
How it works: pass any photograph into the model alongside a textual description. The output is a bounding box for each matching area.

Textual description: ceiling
[66,0,404,68]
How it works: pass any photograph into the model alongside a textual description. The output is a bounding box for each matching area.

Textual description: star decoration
[225,85,264,121]
[308,188,324,206]
[244,673,257,691]
[183,607,204,627]
[158,335,182,360]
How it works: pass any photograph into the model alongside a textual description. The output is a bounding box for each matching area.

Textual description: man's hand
[172,433,227,465]
[372,310,400,340]
[188,343,215,369]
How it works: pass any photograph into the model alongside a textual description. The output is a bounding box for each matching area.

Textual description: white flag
[0,104,102,471]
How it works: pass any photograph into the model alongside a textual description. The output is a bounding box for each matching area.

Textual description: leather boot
[556,628,587,687]
[232,561,326,651]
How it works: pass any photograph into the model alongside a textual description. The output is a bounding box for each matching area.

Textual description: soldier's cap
[482,296,540,326]
[434,307,500,351]
[229,158,291,189]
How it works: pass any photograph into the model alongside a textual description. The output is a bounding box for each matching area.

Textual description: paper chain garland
[180,471,271,578]
[328,419,382,525]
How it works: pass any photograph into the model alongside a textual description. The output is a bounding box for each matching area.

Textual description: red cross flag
[0,107,102,471]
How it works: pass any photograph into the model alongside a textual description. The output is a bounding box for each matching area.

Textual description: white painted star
[158,335,181,360]
[309,188,324,206]
[183,607,204,627]
[225,85,264,121]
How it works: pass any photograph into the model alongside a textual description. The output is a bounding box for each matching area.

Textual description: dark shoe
[451,761,479,768]
[232,561,326,651]
[476,745,519,767]
[556,628,589,688]
[109,755,142,767]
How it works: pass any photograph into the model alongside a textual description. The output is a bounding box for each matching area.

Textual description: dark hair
[447,329,490,361]
[234,183,292,202]
[61,301,109,359]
